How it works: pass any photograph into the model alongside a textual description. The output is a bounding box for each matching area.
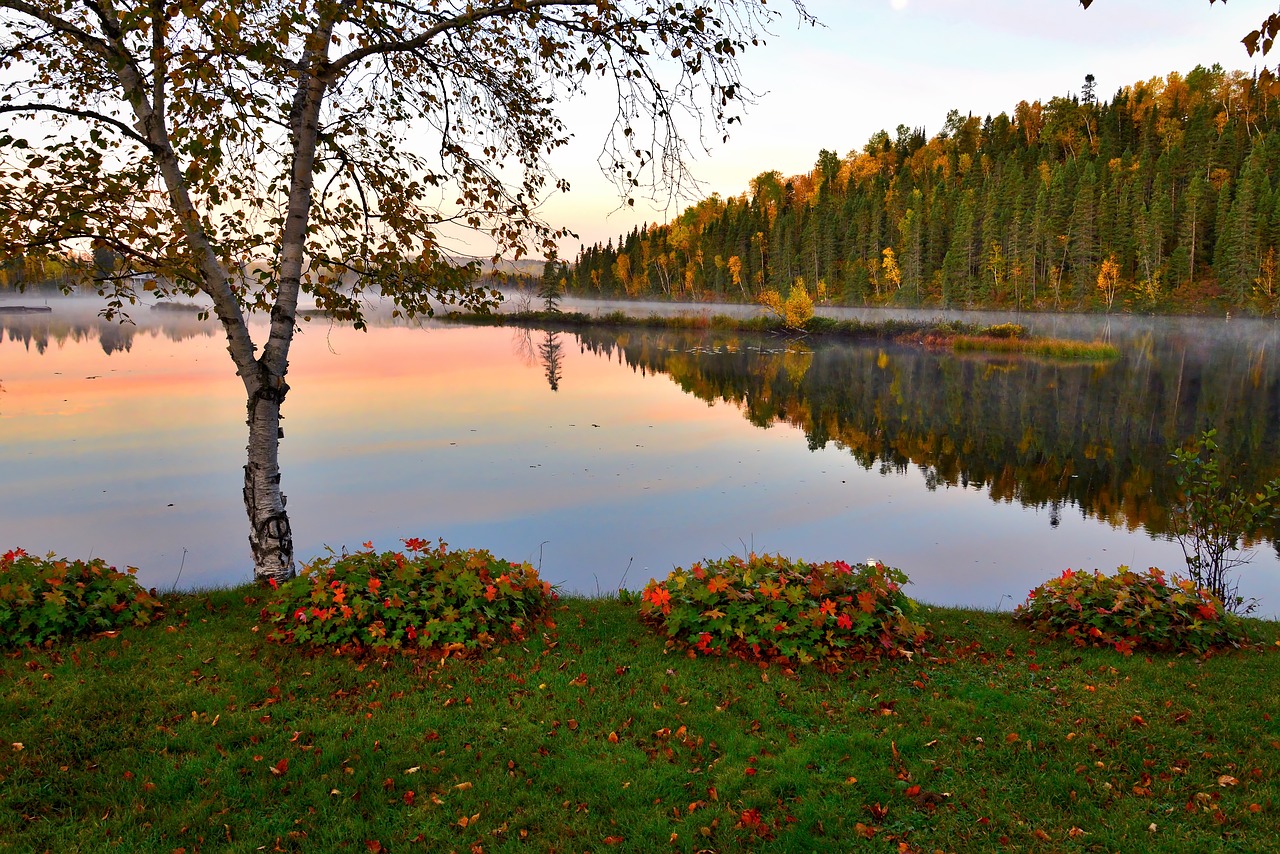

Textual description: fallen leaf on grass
[603,836,624,845]
[269,758,288,776]
[454,781,473,790]
[457,812,481,828]
[1218,775,1239,787]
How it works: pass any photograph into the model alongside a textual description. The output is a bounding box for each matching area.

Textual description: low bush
[0,548,163,646]
[261,538,556,652]
[1014,566,1247,655]
[979,322,1027,339]
[639,554,925,665]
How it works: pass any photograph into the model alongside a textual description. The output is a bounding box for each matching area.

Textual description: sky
[532,0,1272,258]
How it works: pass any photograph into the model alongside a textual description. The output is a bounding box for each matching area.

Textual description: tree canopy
[0,0,812,581]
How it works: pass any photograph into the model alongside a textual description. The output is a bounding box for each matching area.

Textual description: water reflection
[1,304,214,354]
[2,296,1278,613]
[567,324,1280,547]
[540,331,564,392]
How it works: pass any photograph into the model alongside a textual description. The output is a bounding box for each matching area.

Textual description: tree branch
[0,103,152,148]
[0,0,114,57]
[325,0,597,79]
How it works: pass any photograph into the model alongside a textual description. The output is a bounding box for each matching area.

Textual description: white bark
[243,377,293,581]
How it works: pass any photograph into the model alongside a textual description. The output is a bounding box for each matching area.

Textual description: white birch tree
[0,0,811,583]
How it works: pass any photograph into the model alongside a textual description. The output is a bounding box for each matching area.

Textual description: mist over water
[3,293,1278,615]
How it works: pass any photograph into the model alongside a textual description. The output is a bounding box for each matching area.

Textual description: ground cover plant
[2,591,1277,853]
[1015,566,1248,656]
[0,549,162,647]
[261,539,555,652]
[640,555,925,664]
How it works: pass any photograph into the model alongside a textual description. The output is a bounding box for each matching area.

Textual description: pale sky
[533,0,1270,257]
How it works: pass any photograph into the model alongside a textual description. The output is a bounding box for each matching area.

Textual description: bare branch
[0,103,152,148]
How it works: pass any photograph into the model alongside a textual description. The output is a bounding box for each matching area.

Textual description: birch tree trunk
[242,366,294,582]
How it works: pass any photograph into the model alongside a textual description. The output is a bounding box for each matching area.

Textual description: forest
[563,66,1280,316]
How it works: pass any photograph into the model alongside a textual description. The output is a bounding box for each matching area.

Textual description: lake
[3,294,1279,616]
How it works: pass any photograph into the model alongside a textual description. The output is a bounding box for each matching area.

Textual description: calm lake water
[3,294,1279,615]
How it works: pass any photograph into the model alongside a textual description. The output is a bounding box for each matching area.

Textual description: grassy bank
[3,592,1277,853]
[442,309,1119,362]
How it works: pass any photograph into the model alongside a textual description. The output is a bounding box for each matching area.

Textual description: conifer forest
[563,67,1280,316]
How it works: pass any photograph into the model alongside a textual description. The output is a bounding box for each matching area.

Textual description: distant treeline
[0,253,84,291]
[562,66,1280,316]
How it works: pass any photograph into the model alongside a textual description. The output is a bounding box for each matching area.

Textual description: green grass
[951,335,1121,362]
[3,592,1277,852]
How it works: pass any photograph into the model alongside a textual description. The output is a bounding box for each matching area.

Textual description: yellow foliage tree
[727,255,746,299]
[758,278,814,329]
[1097,255,1121,310]
[881,247,902,298]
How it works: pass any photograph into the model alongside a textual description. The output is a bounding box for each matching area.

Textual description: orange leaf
[603,836,624,845]
[270,758,289,776]
[607,732,619,743]
[1005,733,1020,744]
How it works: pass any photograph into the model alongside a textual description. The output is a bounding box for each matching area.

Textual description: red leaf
[270,758,288,776]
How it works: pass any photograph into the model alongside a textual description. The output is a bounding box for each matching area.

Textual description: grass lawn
[2,591,1277,853]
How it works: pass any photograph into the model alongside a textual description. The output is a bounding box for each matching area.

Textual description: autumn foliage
[0,548,163,646]
[261,539,556,652]
[640,554,925,664]
[1015,566,1247,655]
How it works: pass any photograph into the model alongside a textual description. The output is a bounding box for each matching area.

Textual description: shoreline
[440,307,1123,361]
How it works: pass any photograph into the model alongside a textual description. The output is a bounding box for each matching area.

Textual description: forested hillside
[563,67,1280,315]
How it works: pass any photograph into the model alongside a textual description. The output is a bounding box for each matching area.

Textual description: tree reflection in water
[571,324,1280,552]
